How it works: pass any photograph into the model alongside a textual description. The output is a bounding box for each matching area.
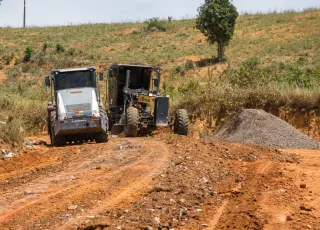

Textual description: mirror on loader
[45,76,51,87]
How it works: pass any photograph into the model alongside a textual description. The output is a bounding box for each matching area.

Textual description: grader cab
[105,64,188,137]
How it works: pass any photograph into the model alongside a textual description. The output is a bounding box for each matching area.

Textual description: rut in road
[0,138,172,230]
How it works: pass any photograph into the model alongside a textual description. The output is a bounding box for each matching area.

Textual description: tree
[196,0,238,62]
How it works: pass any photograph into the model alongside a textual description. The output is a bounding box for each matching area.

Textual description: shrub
[23,47,33,62]
[42,43,48,54]
[285,65,311,88]
[21,63,32,73]
[67,48,76,56]
[56,44,65,53]
[0,117,24,146]
[144,18,168,32]
[178,80,202,97]
[162,81,175,96]
[0,64,3,70]
[185,60,195,70]
[4,55,13,65]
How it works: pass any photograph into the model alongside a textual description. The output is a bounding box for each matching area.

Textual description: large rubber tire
[48,111,54,142]
[96,106,109,143]
[50,112,66,146]
[52,136,67,146]
[124,107,139,137]
[174,109,189,136]
[96,132,108,143]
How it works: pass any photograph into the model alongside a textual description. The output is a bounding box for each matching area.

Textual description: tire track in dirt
[207,160,276,230]
[206,184,242,230]
[0,138,172,230]
[256,160,274,174]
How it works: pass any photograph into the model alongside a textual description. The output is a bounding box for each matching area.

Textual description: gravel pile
[213,109,320,149]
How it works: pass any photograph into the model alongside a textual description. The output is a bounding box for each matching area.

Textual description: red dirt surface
[0,130,318,230]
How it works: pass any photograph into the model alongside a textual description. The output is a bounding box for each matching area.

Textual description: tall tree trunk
[217,41,224,62]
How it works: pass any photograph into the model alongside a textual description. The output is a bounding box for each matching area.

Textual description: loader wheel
[52,136,67,146]
[174,109,189,136]
[124,107,139,137]
[49,111,56,143]
[95,106,109,143]
[49,112,66,146]
[96,132,108,143]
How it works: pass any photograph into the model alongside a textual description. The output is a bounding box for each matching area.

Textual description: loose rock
[68,205,78,210]
[300,184,307,189]
[213,109,320,149]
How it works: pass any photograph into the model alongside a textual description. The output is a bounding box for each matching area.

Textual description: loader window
[55,71,96,91]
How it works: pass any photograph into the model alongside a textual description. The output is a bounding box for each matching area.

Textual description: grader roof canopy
[110,64,153,69]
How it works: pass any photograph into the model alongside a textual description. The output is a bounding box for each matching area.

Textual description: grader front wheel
[124,107,139,137]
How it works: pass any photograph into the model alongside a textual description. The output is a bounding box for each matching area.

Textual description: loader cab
[45,67,103,121]
[51,67,97,91]
[44,67,108,145]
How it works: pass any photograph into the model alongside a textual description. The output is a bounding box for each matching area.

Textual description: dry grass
[0,9,320,143]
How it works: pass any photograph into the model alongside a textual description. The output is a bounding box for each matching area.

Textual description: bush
[21,63,32,73]
[56,44,65,53]
[162,81,175,96]
[0,64,3,70]
[0,117,24,146]
[42,43,48,54]
[178,80,202,97]
[4,55,13,65]
[67,48,76,56]
[184,60,195,70]
[23,47,33,62]
[144,18,168,32]
[169,60,320,132]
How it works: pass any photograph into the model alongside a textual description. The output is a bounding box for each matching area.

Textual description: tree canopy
[196,0,238,62]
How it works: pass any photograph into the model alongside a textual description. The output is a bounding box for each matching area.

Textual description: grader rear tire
[174,109,189,136]
[124,107,139,137]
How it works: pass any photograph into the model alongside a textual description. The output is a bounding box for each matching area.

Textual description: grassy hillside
[0,9,320,143]
[1,10,320,69]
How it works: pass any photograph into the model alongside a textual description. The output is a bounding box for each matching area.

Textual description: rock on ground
[213,109,320,149]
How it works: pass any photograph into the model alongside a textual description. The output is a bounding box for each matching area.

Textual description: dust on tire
[174,109,189,136]
[125,107,139,137]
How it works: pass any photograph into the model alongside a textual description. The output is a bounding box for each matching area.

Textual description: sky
[0,0,319,27]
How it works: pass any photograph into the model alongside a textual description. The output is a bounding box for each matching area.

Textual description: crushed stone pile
[213,109,320,149]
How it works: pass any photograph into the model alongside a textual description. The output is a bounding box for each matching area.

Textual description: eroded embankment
[190,108,320,142]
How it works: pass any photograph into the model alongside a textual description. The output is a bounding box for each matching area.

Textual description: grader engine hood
[57,88,99,120]
[137,95,169,126]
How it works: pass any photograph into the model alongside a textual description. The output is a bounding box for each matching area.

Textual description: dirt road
[0,132,319,229]
[0,137,172,229]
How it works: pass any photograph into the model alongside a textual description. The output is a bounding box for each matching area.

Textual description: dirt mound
[214,109,320,149]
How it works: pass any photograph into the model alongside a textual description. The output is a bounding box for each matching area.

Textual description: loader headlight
[92,110,99,117]
[149,93,153,97]
[61,113,67,120]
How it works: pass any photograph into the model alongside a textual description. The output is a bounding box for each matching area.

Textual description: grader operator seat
[116,66,152,106]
